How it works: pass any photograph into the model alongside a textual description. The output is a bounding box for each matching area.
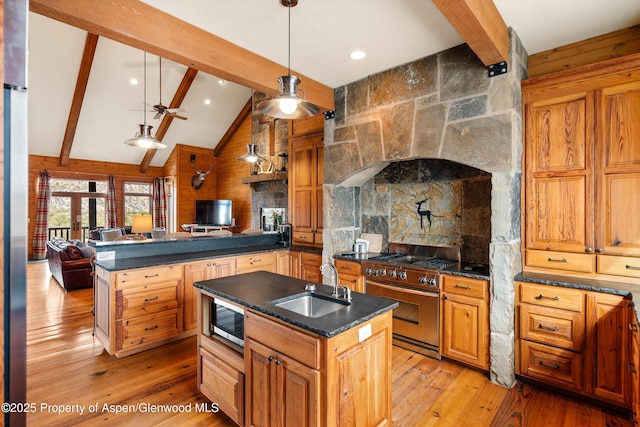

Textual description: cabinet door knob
[268,355,274,362]
[585,247,593,253]
[275,359,281,366]
[596,248,604,253]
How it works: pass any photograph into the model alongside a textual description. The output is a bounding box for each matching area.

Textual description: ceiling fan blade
[166,108,185,113]
[166,112,188,120]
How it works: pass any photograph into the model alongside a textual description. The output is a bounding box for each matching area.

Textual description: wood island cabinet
[522,58,640,280]
[184,257,235,331]
[440,275,489,370]
[244,309,393,427]
[335,259,364,293]
[516,281,637,413]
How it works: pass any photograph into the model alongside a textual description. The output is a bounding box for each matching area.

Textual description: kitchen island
[194,271,398,426]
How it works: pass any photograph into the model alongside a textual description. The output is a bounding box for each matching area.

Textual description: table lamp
[131,214,153,238]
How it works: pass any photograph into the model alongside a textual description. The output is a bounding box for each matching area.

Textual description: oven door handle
[367,280,439,297]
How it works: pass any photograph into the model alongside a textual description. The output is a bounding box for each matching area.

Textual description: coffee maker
[278,223,292,247]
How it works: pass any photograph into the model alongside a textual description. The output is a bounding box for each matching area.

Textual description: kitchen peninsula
[91,233,291,357]
[194,271,398,426]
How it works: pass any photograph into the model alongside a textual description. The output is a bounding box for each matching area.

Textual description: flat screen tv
[195,200,232,226]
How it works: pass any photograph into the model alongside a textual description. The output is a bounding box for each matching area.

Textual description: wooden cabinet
[197,291,245,426]
[289,250,301,279]
[94,263,188,357]
[244,308,393,427]
[516,281,637,412]
[236,252,277,274]
[184,257,235,331]
[276,250,290,276]
[289,132,323,248]
[335,259,364,293]
[300,251,322,282]
[440,275,490,370]
[585,292,632,407]
[522,61,640,279]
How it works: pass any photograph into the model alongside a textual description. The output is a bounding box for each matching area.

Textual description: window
[48,178,107,241]
[124,182,152,226]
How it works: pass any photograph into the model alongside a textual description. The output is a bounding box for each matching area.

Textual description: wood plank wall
[215,114,254,231]
[528,25,640,78]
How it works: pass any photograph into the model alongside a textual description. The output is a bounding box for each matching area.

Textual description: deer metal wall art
[191,157,213,190]
[415,198,432,229]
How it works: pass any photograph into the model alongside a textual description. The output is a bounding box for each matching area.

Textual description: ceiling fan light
[123,123,167,149]
[237,144,267,163]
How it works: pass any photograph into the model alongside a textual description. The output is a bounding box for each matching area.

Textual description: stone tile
[413,103,446,158]
[381,102,415,161]
[448,95,487,121]
[377,160,420,184]
[441,115,513,173]
[327,186,358,229]
[354,121,384,167]
[369,56,437,107]
[333,86,346,127]
[462,177,492,209]
[440,44,489,101]
[461,234,490,264]
[324,142,362,185]
[346,78,369,117]
[361,215,389,252]
[334,125,356,143]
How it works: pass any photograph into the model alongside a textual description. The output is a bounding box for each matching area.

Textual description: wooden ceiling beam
[139,67,198,173]
[29,0,334,112]
[432,0,508,66]
[59,32,98,167]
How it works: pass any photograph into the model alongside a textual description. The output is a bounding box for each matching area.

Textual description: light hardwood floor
[25,261,633,426]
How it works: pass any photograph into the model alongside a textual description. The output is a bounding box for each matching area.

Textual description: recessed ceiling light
[349,50,366,60]
[204,99,211,105]
[218,79,225,85]
[130,78,138,85]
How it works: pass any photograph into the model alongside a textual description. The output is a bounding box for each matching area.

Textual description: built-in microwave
[210,297,244,347]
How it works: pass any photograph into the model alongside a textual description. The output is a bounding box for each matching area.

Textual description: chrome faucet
[320,263,340,298]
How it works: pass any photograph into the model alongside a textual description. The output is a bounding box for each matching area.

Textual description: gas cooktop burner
[413,258,459,270]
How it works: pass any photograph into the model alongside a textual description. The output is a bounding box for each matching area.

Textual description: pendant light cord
[143,51,147,125]
[287,1,291,76]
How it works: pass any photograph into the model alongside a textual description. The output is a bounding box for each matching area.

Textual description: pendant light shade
[124,124,167,149]
[124,52,166,149]
[257,0,319,119]
[237,144,267,163]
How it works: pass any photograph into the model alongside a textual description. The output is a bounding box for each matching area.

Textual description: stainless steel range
[362,243,460,359]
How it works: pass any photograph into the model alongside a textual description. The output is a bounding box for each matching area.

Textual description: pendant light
[237,144,267,163]
[124,52,166,149]
[257,0,320,119]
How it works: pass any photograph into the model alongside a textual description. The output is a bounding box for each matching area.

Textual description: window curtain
[152,178,167,229]
[106,176,118,228]
[32,171,50,260]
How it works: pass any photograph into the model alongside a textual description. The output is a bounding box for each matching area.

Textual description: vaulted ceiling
[27,0,640,170]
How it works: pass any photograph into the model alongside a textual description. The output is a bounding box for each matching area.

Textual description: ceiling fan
[152,57,188,120]
[131,56,188,121]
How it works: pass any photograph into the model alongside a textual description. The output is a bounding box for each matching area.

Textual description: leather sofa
[46,237,94,291]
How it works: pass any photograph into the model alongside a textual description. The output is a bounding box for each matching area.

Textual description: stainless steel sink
[273,293,350,318]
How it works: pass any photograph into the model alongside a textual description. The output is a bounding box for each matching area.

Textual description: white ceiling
[27,0,640,168]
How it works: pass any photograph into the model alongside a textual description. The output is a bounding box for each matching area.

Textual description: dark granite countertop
[516,271,640,320]
[194,271,398,338]
[290,245,323,254]
[95,244,286,272]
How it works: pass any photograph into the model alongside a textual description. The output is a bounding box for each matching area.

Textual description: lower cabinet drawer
[116,309,181,350]
[519,304,584,351]
[598,254,640,279]
[199,347,244,426]
[236,252,277,273]
[116,282,180,319]
[525,249,595,273]
[519,340,583,392]
[245,311,321,369]
[293,231,314,245]
[116,265,182,289]
[302,264,321,282]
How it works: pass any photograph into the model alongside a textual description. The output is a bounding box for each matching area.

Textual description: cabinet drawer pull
[625,264,640,271]
[547,257,567,263]
[250,258,262,264]
[630,323,639,332]
[534,294,560,301]
[539,360,560,370]
[144,325,159,331]
[144,296,159,303]
[628,362,637,374]
[538,323,560,332]
[454,284,472,290]
[144,274,159,278]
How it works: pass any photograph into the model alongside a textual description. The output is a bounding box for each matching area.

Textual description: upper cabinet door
[524,92,596,253]
[597,81,640,256]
